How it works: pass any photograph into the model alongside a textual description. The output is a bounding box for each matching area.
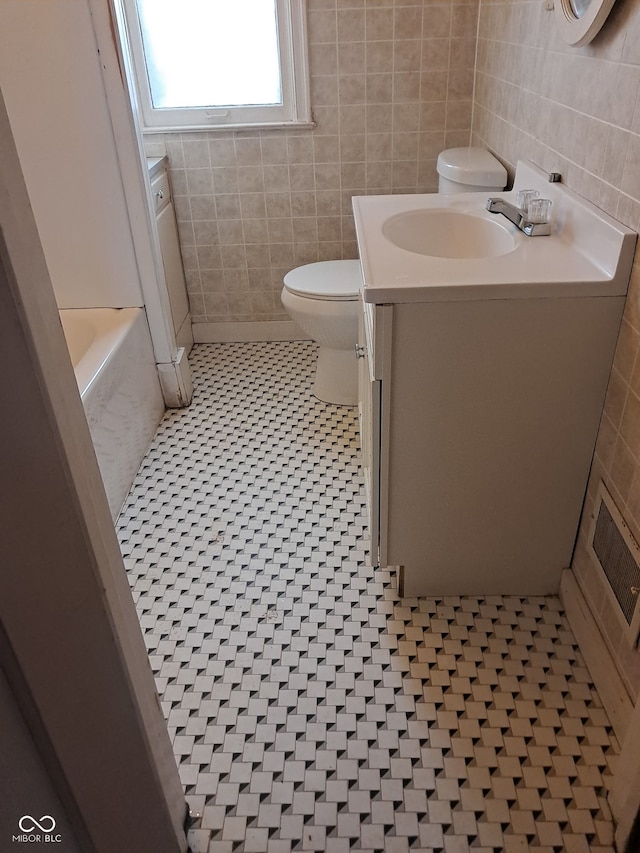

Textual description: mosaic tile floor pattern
[118,342,619,853]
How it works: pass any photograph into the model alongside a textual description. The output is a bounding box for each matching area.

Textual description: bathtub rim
[59,306,142,399]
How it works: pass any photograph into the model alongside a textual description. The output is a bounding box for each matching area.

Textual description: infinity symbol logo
[18,815,56,833]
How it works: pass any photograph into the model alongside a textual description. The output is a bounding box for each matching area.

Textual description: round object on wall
[554,0,618,46]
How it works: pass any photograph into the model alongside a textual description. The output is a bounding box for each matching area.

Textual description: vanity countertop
[147,155,168,180]
[353,160,637,305]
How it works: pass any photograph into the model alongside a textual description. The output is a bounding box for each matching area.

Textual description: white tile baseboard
[192,320,307,343]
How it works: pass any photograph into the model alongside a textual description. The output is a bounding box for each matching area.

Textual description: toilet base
[313,346,357,406]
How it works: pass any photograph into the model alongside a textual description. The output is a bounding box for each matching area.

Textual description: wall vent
[587,482,640,647]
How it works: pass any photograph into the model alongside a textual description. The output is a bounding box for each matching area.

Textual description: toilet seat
[283,259,361,301]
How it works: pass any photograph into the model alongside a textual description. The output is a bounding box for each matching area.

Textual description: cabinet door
[156,201,190,337]
[358,302,381,566]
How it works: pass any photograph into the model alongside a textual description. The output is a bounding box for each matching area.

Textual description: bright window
[123,0,311,131]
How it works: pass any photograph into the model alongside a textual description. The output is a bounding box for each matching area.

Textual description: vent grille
[588,482,640,646]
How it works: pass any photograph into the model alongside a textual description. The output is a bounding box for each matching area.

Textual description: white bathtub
[60,307,165,519]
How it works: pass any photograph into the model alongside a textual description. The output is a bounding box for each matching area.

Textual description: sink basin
[382,209,516,259]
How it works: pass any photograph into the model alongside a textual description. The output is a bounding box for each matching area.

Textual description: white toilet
[281,148,507,406]
[281,259,362,406]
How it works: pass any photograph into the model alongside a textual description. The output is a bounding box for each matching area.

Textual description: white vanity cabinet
[148,157,192,351]
[353,161,636,599]
[358,292,625,599]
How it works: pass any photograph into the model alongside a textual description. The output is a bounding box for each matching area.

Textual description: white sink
[382,209,516,259]
[352,160,637,304]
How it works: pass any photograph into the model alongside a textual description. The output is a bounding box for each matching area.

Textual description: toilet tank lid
[437,147,507,188]
[283,259,362,300]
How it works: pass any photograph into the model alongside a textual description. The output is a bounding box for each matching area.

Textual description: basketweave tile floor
[117,342,619,853]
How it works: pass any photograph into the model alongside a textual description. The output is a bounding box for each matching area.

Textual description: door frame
[0,87,187,853]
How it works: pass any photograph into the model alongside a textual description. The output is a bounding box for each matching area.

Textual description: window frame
[122,0,312,132]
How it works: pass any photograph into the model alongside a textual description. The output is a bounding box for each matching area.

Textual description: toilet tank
[437,147,507,194]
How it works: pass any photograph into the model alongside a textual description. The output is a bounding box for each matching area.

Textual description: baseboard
[157,346,192,408]
[192,320,308,343]
[560,568,633,744]
[176,314,194,352]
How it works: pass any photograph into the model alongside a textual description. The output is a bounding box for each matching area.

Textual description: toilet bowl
[281,149,505,407]
[281,260,362,406]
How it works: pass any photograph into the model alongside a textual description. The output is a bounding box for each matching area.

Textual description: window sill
[142,119,316,135]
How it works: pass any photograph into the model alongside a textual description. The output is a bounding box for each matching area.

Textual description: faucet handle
[527,198,552,224]
[516,189,539,210]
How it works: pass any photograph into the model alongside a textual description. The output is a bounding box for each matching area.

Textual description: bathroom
[2,0,640,851]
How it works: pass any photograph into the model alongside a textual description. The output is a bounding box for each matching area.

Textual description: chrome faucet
[486,197,551,236]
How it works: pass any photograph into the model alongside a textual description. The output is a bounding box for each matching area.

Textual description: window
[122,0,311,131]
